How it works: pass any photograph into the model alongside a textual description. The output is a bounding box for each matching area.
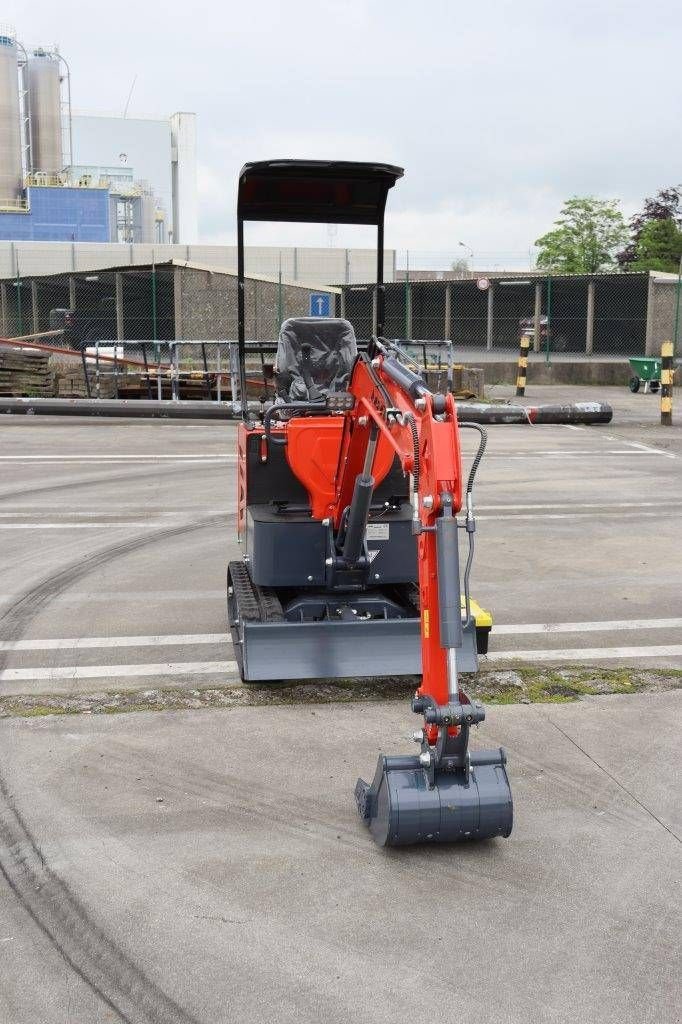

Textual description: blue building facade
[0,186,110,242]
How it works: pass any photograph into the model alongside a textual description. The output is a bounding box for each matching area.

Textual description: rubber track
[0,517,228,1023]
[228,560,283,622]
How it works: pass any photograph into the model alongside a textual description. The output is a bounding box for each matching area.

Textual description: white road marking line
[0,454,237,460]
[562,424,585,431]
[0,590,229,604]
[0,459,232,466]
[3,511,670,527]
[0,522,222,530]
[486,645,682,663]
[494,618,682,636]
[0,661,239,683]
[0,509,233,517]
[0,633,230,652]
[486,450,661,458]
[0,502,673,515]
[3,618,682,655]
[621,440,676,459]
[475,501,678,510]
[477,511,664,521]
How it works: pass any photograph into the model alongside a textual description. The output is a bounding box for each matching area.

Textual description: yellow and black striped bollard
[516,330,531,397]
[661,341,673,426]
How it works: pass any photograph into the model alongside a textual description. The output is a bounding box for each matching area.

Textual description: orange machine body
[237,353,465,738]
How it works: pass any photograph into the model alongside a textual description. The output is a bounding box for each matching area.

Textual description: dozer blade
[355,749,513,847]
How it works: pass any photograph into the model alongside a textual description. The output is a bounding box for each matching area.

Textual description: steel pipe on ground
[456,401,613,425]
[0,396,612,425]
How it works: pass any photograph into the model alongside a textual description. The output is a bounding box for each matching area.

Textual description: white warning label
[366,523,390,541]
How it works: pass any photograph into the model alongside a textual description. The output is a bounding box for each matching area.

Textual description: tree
[618,186,682,268]
[627,218,682,273]
[535,197,628,274]
[450,258,469,276]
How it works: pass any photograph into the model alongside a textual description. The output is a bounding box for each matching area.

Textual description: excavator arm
[331,345,465,720]
[340,343,514,846]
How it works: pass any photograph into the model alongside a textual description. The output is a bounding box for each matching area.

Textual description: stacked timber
[423,364,485,399]
[55,366,117,399]
[0,347,55,397]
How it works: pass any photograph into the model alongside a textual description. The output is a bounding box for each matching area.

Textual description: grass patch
[0,665,679,720]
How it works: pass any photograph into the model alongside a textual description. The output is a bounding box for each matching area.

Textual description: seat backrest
[275,317,358,402]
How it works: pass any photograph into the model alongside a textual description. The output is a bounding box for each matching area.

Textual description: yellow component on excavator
[462,596,493,654]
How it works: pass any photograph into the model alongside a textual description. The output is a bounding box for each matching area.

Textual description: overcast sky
[8,0,681,266]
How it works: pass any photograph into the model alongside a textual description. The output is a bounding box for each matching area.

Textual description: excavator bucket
[355,749,513,846]
[355,698,513,846]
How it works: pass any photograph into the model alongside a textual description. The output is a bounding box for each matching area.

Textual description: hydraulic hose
[458,421,488,497]
[402,412,420,494]
[457,422,488,625]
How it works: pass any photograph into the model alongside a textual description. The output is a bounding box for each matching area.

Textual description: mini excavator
[227,160,513,846]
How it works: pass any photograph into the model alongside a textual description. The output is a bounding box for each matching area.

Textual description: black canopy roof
[237,160,404,225]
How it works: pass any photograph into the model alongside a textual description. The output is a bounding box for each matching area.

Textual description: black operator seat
[275,317,358,403]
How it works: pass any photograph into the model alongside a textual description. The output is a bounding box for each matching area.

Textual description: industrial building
[0,240,396,284]
[339,271,680,356]
[0,260,677,356]
[0,260,339,343]
[0,29,197,245]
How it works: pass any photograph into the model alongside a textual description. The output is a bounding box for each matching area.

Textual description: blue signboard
[309,292,331,317]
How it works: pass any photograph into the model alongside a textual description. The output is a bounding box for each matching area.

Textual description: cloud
[7,0,681,267]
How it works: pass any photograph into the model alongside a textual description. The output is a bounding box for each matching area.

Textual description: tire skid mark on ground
[0,518,229,1024]
[0,460,219,504]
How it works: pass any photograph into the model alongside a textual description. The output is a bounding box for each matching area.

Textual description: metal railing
[0,334,455,411]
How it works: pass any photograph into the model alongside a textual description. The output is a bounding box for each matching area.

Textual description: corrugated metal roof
[0,257,341,294]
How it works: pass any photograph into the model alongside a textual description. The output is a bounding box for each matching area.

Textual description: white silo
[26,49,63,174]
[0,30,24,203]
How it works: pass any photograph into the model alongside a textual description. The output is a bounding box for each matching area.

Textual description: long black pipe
[0,397,613,424]
[458,401,613,424]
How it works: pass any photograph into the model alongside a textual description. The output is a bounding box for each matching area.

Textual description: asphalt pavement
[0,386,681,1023]
[0,693,680,1024]
[0,386,680,693]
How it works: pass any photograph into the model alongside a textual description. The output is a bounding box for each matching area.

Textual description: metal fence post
[15,262,23,337]
[444,282,452,340]
[171,343,179,401]
[674,254,682,355]
[151,261,158,342]
[31,280,39,335]
[585,279,595,355]
[216,343,222,403]
[661,341,673,425]
[533,281,542,353]
[545,274,553,365]
[0,282,7,335]
[486,283,494,350]
[115,273,124,341]
[404,251,411,340]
